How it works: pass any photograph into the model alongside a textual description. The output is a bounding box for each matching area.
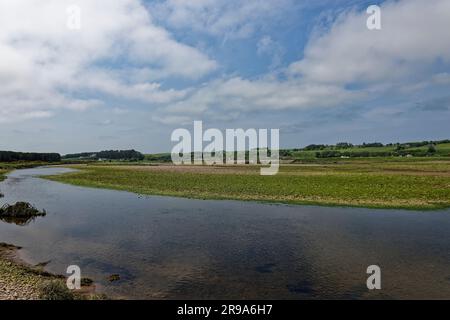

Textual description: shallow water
[0,167,449,299]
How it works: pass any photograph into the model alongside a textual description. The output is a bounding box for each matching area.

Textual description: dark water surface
[0,167,449,299]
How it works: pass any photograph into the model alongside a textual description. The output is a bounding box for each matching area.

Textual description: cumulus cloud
[2,0,450,132]
[0,0,216,122]
[157,77,361,123]
[152,0,450,124]
[288,0,450,85]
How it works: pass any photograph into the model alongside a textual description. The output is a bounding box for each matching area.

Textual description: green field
[288,142,450,160]
[137,141,450,163]
[44,158,450,210]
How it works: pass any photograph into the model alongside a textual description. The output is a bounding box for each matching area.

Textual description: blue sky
[0,0,449,154]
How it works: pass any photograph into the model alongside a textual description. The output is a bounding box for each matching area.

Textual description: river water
[0,167,449,299]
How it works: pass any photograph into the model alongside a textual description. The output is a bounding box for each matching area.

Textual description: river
[0,167,449,299]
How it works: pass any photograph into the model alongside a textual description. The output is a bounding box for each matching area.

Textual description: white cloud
[151,0,294,39]
[152,0,450,125]
[158,77,360,120]
[2,0,450,131]
[0,0,216,122]
[70,69,190,104]
[288,0,450,85]
[0,110,54,124]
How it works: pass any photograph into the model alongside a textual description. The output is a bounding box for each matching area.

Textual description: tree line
[63,149,144,161]
[0,151,61,162]
[315,149,437,158]
[303,139,450,151]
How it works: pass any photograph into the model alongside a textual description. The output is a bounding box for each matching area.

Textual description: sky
[0,0,449,154]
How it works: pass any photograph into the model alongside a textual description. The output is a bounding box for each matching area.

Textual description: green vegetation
[0,202,47,226]
[63,149,144,161]
[0,202,46,217]
[0,151,60,162]
[39,280,75,300]
[138,140,450,164]
[44,158,450,210]
[59,140,450,165]
[144,153,172,162]
[1,140,450,211]
[287,140,450,160]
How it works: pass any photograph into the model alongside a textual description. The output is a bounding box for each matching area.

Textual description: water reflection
[0,215,43,226]
[0,167,449,299]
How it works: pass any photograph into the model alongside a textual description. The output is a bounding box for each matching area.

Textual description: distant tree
[96,150,145,160]
[279,149,293,157]
[0,151,60,162]
[336,142,353,149]
[361,142,384,148]
[63,150,144,161]
[62,152,96,159]
[304,144,327,151]
[427,144,436,154]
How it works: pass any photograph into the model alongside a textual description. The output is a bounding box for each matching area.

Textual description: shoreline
[43,175,450,211]
[1,163,450,300]
[0,243,61,300]
[3,159,450,211]
[0,165,103,300]
[43,163,450,211]
[0,243,101,300]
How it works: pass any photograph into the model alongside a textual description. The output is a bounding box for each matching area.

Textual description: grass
[0,169,8,183]
[39,280,75,300]
[43,158,450,210]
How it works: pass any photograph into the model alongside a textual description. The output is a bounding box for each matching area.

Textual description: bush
[39,280,75,300]
[0,202,46,217]
[304,144,327,151]
[336,142,353,149]
[427,144,436,154]
[361,142,384,147]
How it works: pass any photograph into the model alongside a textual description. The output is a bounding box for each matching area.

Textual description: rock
[107,274,120,282]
